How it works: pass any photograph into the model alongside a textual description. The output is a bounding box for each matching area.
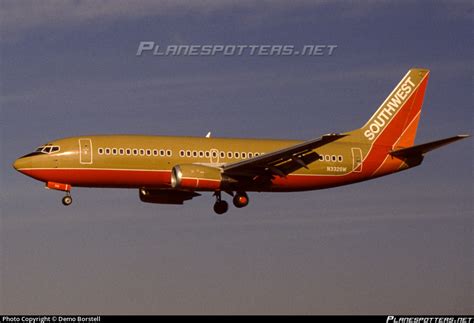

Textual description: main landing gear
[213,191,249,215]
[233,192,249,208]
[213,191,229,215]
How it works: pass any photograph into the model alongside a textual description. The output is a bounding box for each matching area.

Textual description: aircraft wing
[221,133,346,177]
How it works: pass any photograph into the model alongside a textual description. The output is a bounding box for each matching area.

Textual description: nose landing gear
[62,193,73,206]
[46,182,73,206]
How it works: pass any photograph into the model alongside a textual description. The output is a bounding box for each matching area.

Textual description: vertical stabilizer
[352,68,430,148]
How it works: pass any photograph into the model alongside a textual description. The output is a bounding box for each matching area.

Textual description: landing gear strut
[213,191,228,215]
[46,182,73,206]
[62,192,72,206]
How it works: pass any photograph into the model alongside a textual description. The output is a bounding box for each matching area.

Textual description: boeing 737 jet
[13,68,469,214]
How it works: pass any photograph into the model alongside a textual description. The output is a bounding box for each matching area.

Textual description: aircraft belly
[21,168,172,188]
[265,173,361,192]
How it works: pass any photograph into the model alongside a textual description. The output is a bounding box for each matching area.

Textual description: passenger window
[193,151,198,157]
[186,150,191,157]
[254,153,259,157]
[119,148,125,155]
[105,148,111,155]
[205,151,210,158]
[332,155,337,162]
[199,151,204,158]
[98,148,104,155]
[241,152,247,159]
[179,150,185,157]
[166,150,172,157]
[146,149,151,156]
[338,155,343,162]
[133,149,138,156]
[234,152,240,159]
[126,148,131,156]
[248,152,253,158]
[139,149,145,156]
[227,152,233,159]
[153,149,159,156]
[158,150,164,157]
[220,151,225,158]
[112,148,117,155]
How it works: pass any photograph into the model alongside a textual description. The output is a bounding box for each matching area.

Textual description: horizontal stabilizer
[390,134,469,158]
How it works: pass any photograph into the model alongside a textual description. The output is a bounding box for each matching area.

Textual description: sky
[0,0,472,314]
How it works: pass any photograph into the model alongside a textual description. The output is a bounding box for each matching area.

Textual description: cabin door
[351,147,363,172]
[79,138,93,164]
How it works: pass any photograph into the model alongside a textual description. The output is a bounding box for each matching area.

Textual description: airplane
[12,68,469,214]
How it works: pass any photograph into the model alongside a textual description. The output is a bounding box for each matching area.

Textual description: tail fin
[354,68,430,148]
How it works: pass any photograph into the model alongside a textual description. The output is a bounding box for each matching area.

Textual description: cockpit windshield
[19,144,61,158]
[35,144,60,154]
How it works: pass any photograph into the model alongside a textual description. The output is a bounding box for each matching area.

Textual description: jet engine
[171,164,229,191]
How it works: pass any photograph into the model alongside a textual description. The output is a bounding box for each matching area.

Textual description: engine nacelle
[171,164,224,191]
[139,188,199,205]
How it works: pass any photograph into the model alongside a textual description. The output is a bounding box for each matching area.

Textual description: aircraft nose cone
[12,158,20,170]
[12,157,31,172]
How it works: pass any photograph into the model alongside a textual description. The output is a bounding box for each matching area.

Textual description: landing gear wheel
[212,191,228,215]
[62,195,72,206]
[213,201,229,215]
[233,192,249,208]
